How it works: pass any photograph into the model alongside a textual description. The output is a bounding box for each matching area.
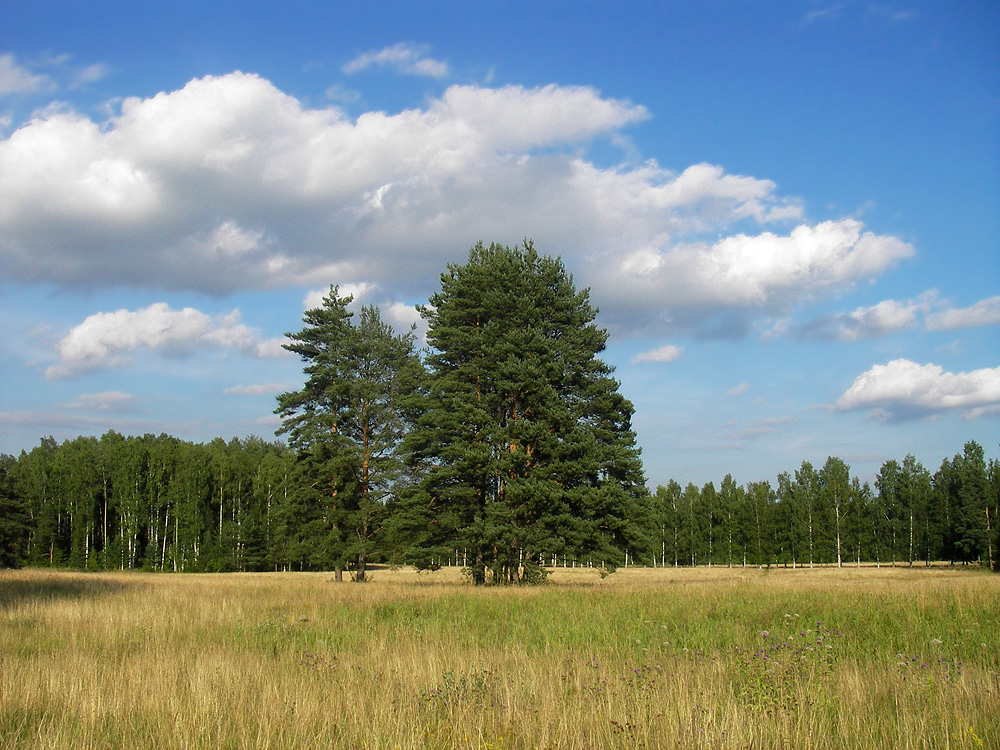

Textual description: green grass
[1,565,997,749]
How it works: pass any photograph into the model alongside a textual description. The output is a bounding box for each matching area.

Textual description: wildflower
[930,638,942,645]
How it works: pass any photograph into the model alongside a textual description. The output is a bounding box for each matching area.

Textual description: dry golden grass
[1,565,997,749]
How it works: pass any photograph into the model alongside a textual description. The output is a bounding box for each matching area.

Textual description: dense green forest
[1,432,997,573]
[2,243,997,576]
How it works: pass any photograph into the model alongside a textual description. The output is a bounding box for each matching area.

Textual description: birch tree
[819,456,850,568]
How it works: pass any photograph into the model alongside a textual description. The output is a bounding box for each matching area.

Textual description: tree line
[0,433,291,572]
[647,445,998,571]
[1,432,997,573]
[1,242,997,577]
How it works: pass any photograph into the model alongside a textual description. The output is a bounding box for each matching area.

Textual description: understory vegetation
[1,566,997,749]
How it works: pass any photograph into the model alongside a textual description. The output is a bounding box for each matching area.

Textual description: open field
[1,566,997,749]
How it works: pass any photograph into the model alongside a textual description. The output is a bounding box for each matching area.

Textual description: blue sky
[1,0,997,488]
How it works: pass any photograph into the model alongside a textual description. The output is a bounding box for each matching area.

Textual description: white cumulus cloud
[839,300,920,340]
[0,53,51,95]
[343,43,449,78]
[631,344,684,364]
[300,285,422,337]
[47,302,289,379]
[791,298,923,341]
[605,220,913,312]
[0,71,915,337]
[303,282,377,312]
[382,301,425,337]
[0,73,650,295]
[925,295,1000,330]
[836,359,1000,419]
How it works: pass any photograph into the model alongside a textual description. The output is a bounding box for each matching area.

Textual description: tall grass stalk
[1,566,996,749]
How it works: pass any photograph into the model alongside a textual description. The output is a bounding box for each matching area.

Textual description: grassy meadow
[1,565,997,749]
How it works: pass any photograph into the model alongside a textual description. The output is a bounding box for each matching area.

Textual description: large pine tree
[398,241,646,584]
[276,288,422,581]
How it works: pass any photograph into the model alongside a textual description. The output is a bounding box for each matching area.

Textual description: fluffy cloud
[833,299,920,340]
[303,282,376,312]
[343,43,449,78]
[925,296,1000,330]
[0,53,51,95]
[0,73,650,295]
[0,71,913,336]
[47,303,289,379]
[790,298,923,341]
[631,344,684,364]
[771,291,1000,341]
[382,301,426,337]
[836,359,1000,419]
[298,284,424,338]
[602,220,913,318]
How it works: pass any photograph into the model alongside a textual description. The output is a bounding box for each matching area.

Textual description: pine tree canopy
[276,287,422,580]
[400,240,647,584]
